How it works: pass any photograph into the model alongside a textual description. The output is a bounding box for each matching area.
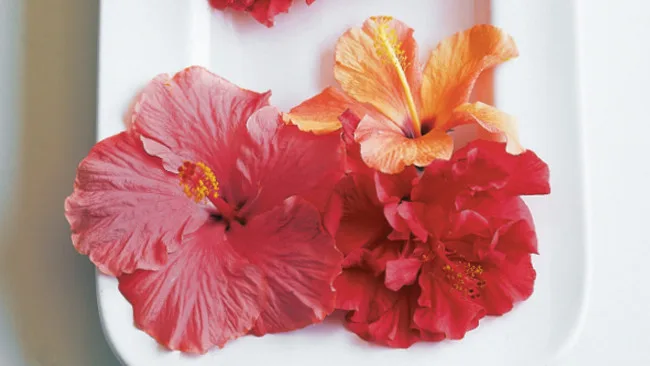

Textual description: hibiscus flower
[286,16,523,174]
[209,0,316,27]
[333,113,550,347]
[65,66,344,353]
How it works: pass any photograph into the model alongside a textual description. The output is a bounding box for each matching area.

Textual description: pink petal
[118,225,265,354]
[238,106,344,218]
[64,132,206,276]
[230,197,342,335]
[385,258,422,291]
[132,67,270,181]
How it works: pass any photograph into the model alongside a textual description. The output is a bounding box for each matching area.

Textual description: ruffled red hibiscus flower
[287,16,522,174]
[209,0,315,27]
[65,67,343,353]
[334,114,549,347]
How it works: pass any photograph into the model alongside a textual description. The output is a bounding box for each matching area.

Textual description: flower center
[178,161,220,203]
[373,16,422,137]
[178,161,236,221]
[442,261,486,300]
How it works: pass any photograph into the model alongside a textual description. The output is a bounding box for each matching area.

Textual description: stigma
[178,161,219,203]
[372,16,422,136]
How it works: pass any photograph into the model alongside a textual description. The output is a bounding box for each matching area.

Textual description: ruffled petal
[64,132,206,276]
[335,175,392,255]
[385,258,422,291]
[335,270,420,348]
[118,225,265,354]
[335,16,421,132]
[415,263,485,340]
[421,25,518,124]
[230,197,342,335]
[355,115,453,174]
[448,102,523,154]
[374,167,418,204]
[249,0,294,27]
[284,87,374,134]
[238,106,344,217]
[453,140,550,197]
[132,66,271,177]
[475,256,536,316]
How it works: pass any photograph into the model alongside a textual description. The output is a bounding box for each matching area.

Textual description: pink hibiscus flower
[333,113,550,347]
[65,66,344,353]
[209,0,316,27]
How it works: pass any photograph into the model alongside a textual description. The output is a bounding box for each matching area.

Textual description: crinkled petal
[421,25,518,124]
[230,196,342,335]
[335,16,421,131]
[415,263,485,340]
[118,225,265,354]
[448,102,523,154]
[64,132,206,276]
[355,115,453,174]
[132,66,271,180]
[385,258,422,291]
[239,106,344,217]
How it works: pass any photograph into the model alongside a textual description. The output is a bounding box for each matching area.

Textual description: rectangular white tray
[96,0,588,365]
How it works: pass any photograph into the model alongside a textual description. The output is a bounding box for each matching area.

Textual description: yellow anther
[178,161,220,203]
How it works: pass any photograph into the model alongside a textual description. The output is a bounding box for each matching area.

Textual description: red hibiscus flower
[333,113,550,347]
[65,66,344,353]
[209,0,316,27]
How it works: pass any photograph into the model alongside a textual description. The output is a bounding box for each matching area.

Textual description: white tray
[96,0,588,365]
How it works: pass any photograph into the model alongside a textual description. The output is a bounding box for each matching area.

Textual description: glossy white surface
[94,0,587,365]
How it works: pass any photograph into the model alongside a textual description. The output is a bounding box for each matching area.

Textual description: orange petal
[334,16,422,133]
[421,25,518,125]
[449,102,524,154]
[355,115,453,174]
[284,87,372,134]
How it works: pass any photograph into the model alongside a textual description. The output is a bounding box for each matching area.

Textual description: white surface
[2,0,650,365]
[96,0,586,365]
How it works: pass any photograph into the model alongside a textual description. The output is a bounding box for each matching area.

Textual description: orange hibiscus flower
[286,16,524,174]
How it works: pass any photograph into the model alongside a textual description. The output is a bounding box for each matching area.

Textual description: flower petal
[448,102,523,154]
[230,196,342,335]
[132,66,271,176]
[475,256,536,316]
[335,16,421,131]
[374,167,419,204]
[284,87,373,134]
[118,225,265,354]
[385,258,422,291]
[239,106,344,217]
[453,140,550,197]
[249,0,294,27]
[415,263,485,340]
[355,115,453,174]
[421,24,518,124]
[64,132,206,276]
[335,175,391,255]
[335,270,420,348]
